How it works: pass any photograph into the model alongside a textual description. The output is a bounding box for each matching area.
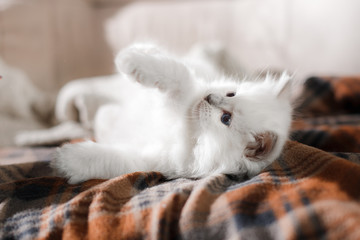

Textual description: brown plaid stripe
[293,76,360,152]
[1,141,360,239]
[297,76,360,117]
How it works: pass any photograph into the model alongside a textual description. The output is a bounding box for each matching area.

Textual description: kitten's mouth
[192,100,202,119]
[193,99,208,119]
[194,101,202,117]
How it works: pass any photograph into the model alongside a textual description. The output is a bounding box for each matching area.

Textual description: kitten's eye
[226,92,236,97]
[221,112,232,126]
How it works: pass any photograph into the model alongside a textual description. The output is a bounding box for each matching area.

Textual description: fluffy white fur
[53,43,294,184]
[15,43,243,147]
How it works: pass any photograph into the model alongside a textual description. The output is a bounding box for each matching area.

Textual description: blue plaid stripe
[0,209,42,240]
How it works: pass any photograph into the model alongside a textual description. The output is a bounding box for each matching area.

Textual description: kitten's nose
[205,94,212,103]
[205,94,222,105]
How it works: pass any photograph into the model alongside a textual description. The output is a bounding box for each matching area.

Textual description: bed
[1,76,360,239]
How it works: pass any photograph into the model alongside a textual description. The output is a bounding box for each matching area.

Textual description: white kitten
[53,43,294,184]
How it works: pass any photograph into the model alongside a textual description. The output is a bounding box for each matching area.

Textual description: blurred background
[1,0,359,93]
[1,0,360,147]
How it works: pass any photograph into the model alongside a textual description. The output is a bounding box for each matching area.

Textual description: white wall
[106,0,360,79]
[1,0,359,92]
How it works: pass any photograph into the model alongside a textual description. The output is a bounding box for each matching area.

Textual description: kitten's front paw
[116,43,191,95]
[52,142,94,184]
[116,48,162,87]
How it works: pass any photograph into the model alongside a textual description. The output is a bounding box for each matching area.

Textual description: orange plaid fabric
[293,76,360,152]
[1,141,360,239]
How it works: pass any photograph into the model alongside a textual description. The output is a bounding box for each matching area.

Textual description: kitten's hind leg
[15,121,91,146]
[116,43,193,95]
[52,141,151,184]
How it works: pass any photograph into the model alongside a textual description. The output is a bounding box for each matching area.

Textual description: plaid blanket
[292,76,360,152]
[1,76,360,240]
[1,142,360,239]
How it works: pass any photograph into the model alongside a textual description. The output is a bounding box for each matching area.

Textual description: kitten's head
[190,73,294,177]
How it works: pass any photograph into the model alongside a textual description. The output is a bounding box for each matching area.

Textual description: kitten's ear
[245,131,278,161]
[276,72,292,100]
